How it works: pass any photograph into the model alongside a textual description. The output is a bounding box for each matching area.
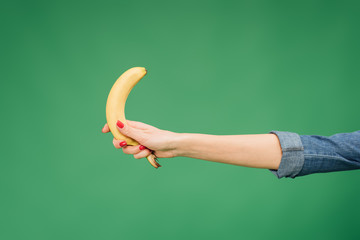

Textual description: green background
[1,0,359,239]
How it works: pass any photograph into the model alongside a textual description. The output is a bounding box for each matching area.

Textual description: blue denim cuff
[269,131,305,178]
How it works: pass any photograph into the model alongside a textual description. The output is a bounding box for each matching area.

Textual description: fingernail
[139,145,146,150]
[119,141,127,147]
[117,120,124,129]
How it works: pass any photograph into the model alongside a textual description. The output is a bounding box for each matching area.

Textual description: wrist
[170,133,189,157]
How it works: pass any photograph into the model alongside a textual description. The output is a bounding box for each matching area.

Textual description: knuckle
[122,127,130,134]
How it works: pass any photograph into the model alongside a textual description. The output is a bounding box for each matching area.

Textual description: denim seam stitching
[282,149,303,152]
[304,154,344,160]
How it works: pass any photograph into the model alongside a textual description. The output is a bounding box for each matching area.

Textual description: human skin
[102,120,282,170]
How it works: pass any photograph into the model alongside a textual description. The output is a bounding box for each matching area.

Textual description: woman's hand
[102,120,180,159]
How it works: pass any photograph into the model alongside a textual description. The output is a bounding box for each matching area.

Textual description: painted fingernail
[139,145,146,150]
[119,141,127,147]
[117,120,124,129]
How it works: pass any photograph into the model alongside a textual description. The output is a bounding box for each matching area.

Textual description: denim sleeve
[269,130,360,178]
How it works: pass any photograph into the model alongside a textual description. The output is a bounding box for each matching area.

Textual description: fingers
[113,140,151,159]
[122,145,142,155]
[112,138,127,149]
[111,131,151,160]
[127,120,158,130]
[113,139,149,155]
[104,120,156,134]
[133,148,151,159]
[102,123,110,133]
[116,120,143,140]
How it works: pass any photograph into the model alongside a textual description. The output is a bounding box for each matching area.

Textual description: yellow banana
[106,67,161,168]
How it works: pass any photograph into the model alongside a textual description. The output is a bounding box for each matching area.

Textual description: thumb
[116,120,143,141]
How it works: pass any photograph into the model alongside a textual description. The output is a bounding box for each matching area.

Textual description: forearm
[174,133,282,169]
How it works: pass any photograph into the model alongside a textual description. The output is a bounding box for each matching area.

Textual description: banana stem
[146,154,161,168]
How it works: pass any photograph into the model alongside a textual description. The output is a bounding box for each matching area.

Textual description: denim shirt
[269,130,360,178]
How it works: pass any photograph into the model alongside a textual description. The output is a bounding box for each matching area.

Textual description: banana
[106,67,161,168]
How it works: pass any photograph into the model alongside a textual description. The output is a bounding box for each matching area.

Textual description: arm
[174,133,282,169]
[102,121,282,170]
[102,121,360,178]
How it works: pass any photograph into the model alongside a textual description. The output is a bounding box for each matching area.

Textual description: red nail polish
[119,141,127,147]
[117,120,124,128]
[139,145,146,150]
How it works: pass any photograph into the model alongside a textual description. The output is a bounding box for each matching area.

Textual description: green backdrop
[1,0,359,239]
